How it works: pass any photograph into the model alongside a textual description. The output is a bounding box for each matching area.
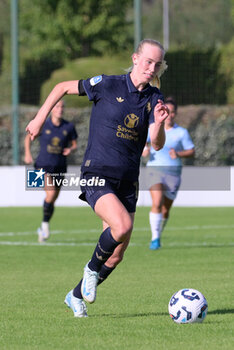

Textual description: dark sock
[43,201,54,222]
[73,228,120,299]
[98,264,116,285]
[88,227,121,272]
[73,279,83,299]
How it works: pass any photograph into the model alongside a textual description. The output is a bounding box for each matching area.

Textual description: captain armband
[78,80,87,96]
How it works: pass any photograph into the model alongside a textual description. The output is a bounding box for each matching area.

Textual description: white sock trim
[41,222,50,236]
[149,212,162,240]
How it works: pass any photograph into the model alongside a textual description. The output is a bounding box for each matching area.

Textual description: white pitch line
[0,241,233,247]
[0,241,137,247]
[0,229,100,237]
[167,242,234,247]
[166,224,234,231]
[1,224,234,237]
[0,241,96,247]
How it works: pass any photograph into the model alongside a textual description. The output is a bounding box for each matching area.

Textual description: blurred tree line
[143,0,233,49]
[0,0,133,105]
[1,104,234,166]
[1,0,234,166]
[18,0,133,106]
[0,0,234,106]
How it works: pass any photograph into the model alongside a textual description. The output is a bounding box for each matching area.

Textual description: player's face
[165,103,176,128]
[132,44,164,84]
[51,101,64,119]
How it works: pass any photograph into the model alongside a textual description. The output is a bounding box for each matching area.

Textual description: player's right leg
[149,183,164,250]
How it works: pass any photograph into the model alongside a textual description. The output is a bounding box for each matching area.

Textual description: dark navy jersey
[81,73,164,181]
[35,117,78,173]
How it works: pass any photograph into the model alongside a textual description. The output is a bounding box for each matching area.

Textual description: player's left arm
[169,148,195,159]
[142,143,150,157]
[170,129,195,159]
[63,139,78,156]
[149,99,169,151]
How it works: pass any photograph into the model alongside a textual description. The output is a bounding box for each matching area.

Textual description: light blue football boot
[149,238,161,250]
[64,290,88,317]
[81,262,99,303]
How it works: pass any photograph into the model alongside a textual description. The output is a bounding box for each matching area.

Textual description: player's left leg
[160,173,181,241]
[161,195,174,234]
[72,177,137,307]
[67,175,138,316]
[71,193,133,307]
[38,174,61,243]
[64,290,88,318]
[73,216,134,302]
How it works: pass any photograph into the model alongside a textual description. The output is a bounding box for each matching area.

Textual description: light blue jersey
[146,123,194,175]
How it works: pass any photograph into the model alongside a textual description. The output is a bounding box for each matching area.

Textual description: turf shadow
[92,311,168,318]
[208,308,234,315]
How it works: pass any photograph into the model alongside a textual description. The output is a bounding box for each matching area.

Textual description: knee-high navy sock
[73,228,120,299]
[98,264,116,285]
[73,279,83,299]
[88,227,121,272]
[43,201,54,222]
[73,265,116,298]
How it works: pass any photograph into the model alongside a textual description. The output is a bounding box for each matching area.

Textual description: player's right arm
[26,81,80,140]
[24,133,33,164]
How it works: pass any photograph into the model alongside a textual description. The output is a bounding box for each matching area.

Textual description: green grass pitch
[0,206,233,350]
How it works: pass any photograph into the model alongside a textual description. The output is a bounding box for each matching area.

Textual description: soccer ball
[168,288,208,324]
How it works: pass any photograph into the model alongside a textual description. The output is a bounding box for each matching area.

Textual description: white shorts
[147,169,181,200]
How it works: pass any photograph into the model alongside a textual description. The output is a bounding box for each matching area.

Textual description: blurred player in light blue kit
[142,97,195,250]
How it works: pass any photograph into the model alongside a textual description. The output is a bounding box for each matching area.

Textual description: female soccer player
[142,97,195,250]
[24,100,78,243]
[26,39,169,317]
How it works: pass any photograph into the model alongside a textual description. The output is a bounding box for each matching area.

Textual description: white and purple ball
[168,288,208,324]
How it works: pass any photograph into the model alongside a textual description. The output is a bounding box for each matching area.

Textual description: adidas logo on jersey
[116,97,124,103]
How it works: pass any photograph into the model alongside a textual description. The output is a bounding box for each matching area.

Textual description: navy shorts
[79,173,139,213]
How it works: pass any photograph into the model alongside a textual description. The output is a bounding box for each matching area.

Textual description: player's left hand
[154,99,169,123]
[169,148,178,159]
[63,148,71,156]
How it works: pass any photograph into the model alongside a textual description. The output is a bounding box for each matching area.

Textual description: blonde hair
[135,39,165,56]
[151,59,168,89]
[131,39,168,89]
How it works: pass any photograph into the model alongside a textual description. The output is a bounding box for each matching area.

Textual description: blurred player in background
[24,100,78,243]
[25,39,169,317]
[142,97,195,250]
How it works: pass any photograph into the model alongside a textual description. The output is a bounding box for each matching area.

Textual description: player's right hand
[25,119,42,140]
[24,154,33,164]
